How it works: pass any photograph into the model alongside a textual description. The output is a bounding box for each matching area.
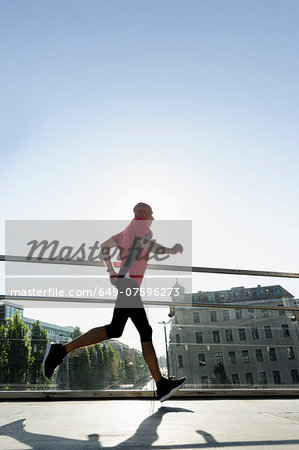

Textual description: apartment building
[169,283,299,388]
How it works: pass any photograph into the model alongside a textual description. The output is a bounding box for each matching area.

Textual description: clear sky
[1,1,299,355]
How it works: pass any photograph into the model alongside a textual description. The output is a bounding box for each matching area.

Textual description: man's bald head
[133,202,153,220]
[133,202,151,217]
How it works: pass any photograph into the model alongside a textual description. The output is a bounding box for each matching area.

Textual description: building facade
[0,301,74,343]
[169,283,299,388]
[0,301,24,323]
[23,316,74,344]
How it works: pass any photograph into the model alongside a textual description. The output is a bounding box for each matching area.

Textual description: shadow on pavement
[1,406,299,449]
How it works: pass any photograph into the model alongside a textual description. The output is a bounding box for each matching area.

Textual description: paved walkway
[0,398,299,449]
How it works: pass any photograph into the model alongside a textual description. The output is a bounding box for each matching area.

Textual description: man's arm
[101,238,117,276]
[148,241,183,255]
[137,233,183,255]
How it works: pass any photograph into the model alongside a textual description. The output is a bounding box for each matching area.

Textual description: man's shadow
[0,406,194,449]
[116,406,194,448]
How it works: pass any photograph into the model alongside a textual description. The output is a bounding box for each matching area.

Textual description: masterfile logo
[5,220,192,308]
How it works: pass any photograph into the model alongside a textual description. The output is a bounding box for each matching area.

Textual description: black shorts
[105,277,153,342]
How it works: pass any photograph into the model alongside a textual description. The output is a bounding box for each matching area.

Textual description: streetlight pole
[159,320,170,377]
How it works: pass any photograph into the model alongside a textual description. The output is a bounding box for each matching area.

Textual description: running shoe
[156,377,187,402]
[42,343,67,380]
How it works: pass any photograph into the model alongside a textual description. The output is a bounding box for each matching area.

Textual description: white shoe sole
[42,342,53,380]
[159,378,187,402]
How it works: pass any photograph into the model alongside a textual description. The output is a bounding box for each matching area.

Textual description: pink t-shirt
[112,218,153,286]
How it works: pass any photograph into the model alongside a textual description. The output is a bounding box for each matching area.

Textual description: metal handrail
[1,295,299,312]
[1,254,299,278]
[1,254,298,311]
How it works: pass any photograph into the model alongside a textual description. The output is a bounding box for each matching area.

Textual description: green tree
[121,351,149,386]
[134,354,149,385]
[94,343,105,389]
[30,321,49,386]
[87,345,98,389]
[67,325,91,389]
[6,312,31,384]
[101,343,123,387]
[69,347,91,389]
[59,326,143,390]
[0,324,9,385]
[71,326,82,339]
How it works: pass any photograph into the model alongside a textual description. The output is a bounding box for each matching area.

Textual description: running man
[43,203,186,401]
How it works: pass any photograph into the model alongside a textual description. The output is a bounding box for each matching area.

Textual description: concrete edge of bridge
[1,388,299,401]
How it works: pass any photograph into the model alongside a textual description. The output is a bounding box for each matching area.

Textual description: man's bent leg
[130,308,162,383]
[65,303,130,354]
[130,307,186,400]
[66,302,130,354]
[65,326,108,354]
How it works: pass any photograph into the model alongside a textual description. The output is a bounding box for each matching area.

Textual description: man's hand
[171,243,183,254]
[109,271,118,286]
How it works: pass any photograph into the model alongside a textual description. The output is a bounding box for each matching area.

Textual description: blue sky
[1,1,299,353]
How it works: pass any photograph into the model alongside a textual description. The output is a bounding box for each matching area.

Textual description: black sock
[157,377,166,386]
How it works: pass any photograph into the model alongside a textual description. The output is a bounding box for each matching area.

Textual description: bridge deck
[1,398,299,449]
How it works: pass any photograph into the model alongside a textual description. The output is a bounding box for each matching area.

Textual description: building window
[195,331,203,344]
[242,350,250,363]
[213,331,220,343]
[201,376,209,387]
[269,348,277,361]
[232,374,240,384]
[281,324,290,337]
[225,329,233,342]
[264,326,273,339]
[175,334,181,345]
[255,349,263,362]
[291,369,299,383]
[248,309,255,319]
[198,353,206,366]
[222,310,230,321]
[251,327,259,340]
[235,309,243,320]
[238,328,246,341]
[210,311,217,322]
[287,347,295,360]
[229,351,237,364]
[273,371,281,384]
[245,372,254,385]
[278,305,286,316]
[178,355,183,368]
[261,310,269,318]
[259,371,268,385]
[215,352,223,365]
[193,312,200,324]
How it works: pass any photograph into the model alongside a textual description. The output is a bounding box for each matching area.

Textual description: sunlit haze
[1,1,298,355]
